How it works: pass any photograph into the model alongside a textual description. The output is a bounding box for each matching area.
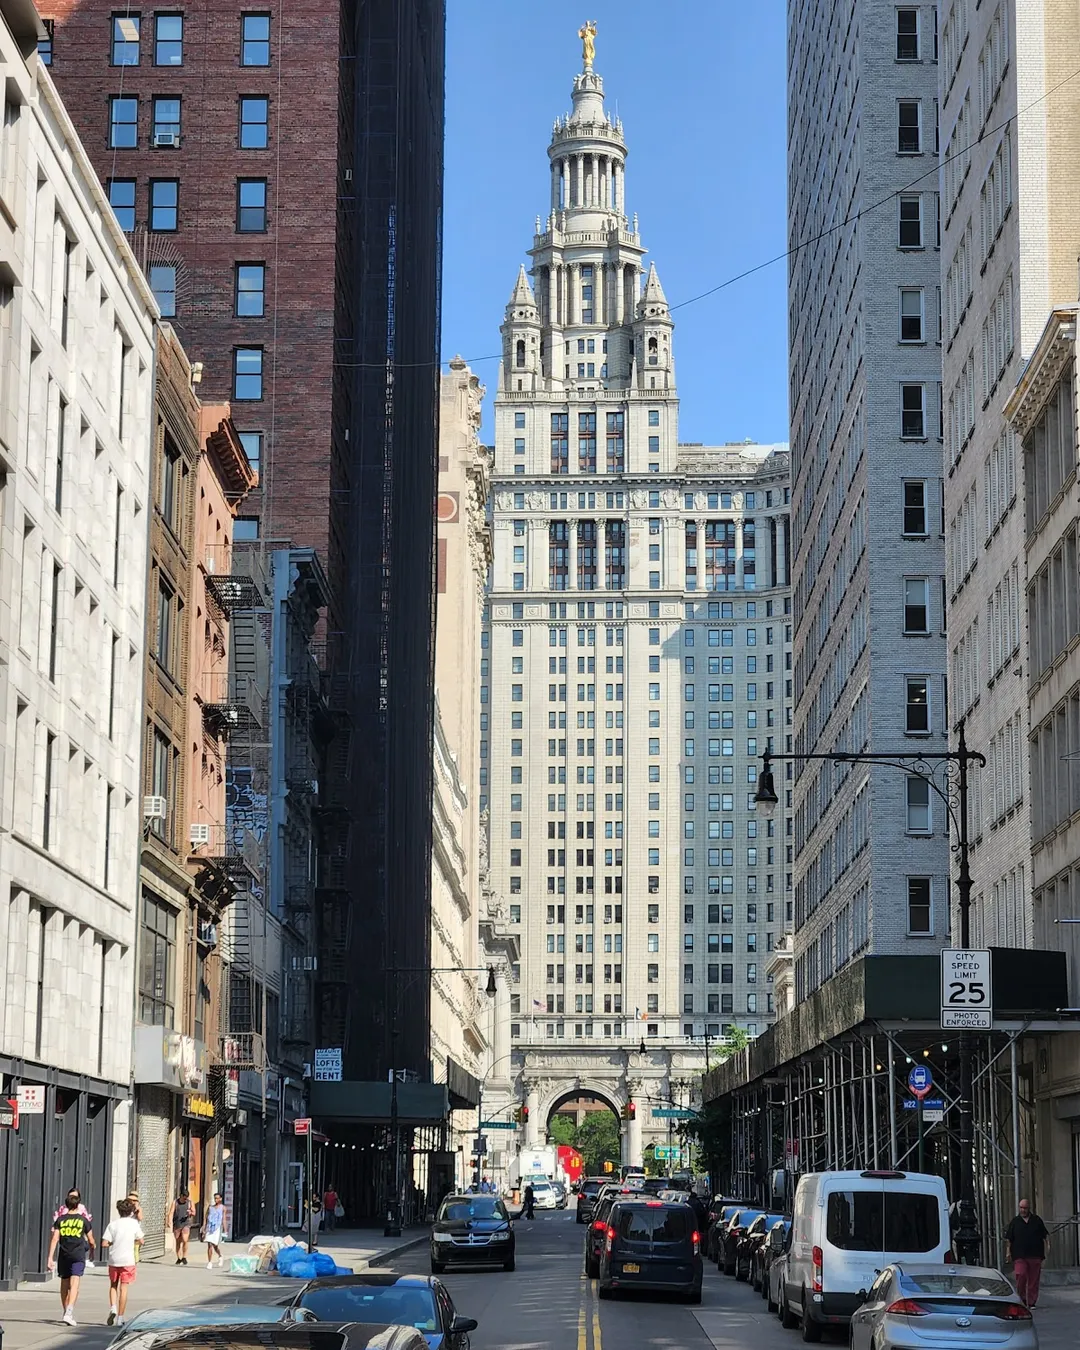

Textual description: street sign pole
[306,1121,313,1252]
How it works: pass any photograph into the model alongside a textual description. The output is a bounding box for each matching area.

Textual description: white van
[781,1169,950,1341]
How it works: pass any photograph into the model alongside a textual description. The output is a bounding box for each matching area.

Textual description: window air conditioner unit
[154,132,177,147]
[143,795,167,820]
[190,823,211,846]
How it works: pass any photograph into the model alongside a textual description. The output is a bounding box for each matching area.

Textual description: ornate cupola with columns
[480,28,790,1177]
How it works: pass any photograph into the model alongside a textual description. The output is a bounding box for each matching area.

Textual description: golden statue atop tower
[578,20,597,69]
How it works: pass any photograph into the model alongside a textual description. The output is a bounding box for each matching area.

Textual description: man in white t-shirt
[101,1198,144,1326]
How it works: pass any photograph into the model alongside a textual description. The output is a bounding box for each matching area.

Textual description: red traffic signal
[521,1104,529,1123]
[627,1101,636,1120]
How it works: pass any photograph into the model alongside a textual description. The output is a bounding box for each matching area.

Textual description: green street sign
[479,1120,518,1130]
[651,1108,697,1120]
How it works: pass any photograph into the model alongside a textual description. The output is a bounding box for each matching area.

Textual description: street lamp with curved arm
[751,719,987,1265]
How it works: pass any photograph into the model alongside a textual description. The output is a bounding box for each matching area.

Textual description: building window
[152,96,181,144]
[898,194,922,247]
[907,877,933,933]
[108,178,136,231]
[238,431,262,474]
[109,96,138,148]
[149,178,178,231]
[235,262,266,316]
[37,17,53,64]
[111,14,140,65]
[903,480,927,535]
[241,13,271,65]
[233,517,259,541]
[903,577,929,633]
[239,96,269,148]
[898,100,921,153]
[896,8,919,59]
[149,263,177,317]
[900,288,924,341]
[155,577,174,669]
[906,776,931,832]
[905,676,929,733]
[234,347,263,400]
[901,383,925,438]
[154,13,183,65]
[237,178,267,232]
[138,892,176,1025]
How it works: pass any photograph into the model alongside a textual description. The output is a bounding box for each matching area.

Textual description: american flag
[533,999,544,1008]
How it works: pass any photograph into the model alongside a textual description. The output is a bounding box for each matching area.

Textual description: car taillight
[593,1220,606,1231]
[605,1225,615,1255]
[885,1300,929,1316]
[996,1304,1033,1321]
[692,1230,700,1256]
[811,1245,823,1293]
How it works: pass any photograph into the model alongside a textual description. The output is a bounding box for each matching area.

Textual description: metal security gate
[135,1088,172,1258]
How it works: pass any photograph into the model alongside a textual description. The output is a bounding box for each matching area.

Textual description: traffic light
[521,1104,529,1124]
[628,1101,636,1121]
[603,1160,613,1173]
[513,1107,522,1124]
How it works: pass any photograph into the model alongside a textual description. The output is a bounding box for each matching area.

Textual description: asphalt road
[372,1202,806,1350]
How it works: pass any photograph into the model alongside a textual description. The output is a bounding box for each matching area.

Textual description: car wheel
[503,1256,516,1272]
[724,1260,736,1276]
[781,1293,799,1329]
[598,1285,612,1300]
[430,1259,446,1275]
[686,1287,702,1305]
[576,1213,583,1224]
[800,1298,822,1343]
[586,1254,599,1279]
[766,1282,777,1313]
[736,1259,747,1282]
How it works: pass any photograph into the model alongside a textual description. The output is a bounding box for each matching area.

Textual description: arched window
[516,339,525,368]
[648,336,658,366]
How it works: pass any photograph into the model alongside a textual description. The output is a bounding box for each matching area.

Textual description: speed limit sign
[941,950,992,1029]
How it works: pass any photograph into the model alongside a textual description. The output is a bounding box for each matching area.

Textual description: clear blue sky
[441,1,789,446]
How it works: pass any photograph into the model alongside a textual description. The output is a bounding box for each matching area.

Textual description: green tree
[547,1113,577,1147]
[576,1111,621,1174]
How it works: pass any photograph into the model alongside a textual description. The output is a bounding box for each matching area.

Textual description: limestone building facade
[788,0,950,998]
[482,46,792,1162]
[0,1,156,1282]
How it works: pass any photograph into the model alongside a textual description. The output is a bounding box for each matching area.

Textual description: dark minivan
[575,1178,607,1225]
[598,1199,702,1302]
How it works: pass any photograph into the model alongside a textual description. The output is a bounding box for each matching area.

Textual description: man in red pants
[1005,1199,1050,1308]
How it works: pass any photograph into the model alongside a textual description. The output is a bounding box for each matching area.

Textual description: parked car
[134,1326,428,1350]
[705,1201,741,1262]
[576,1178,607,1225]
[530,1178,559,1210]
[850,1264,1036,1350]
[583,1184,638,1277]
[111,1307,299,1346]
[285,1275,477,1350]
[781,1169,951,1341]
[718,1208,769,1275]
[735,1211,785,1282]
[550,1180,568,1209]
[430,1193,515,1273]
[767,1235,791,1316]
[597,1198,703,1303]
[753,1218,791,1298]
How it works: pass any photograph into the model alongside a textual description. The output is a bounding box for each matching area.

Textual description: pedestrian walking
[322,1183,338,1232]
[52,1190,93,1228]
[126,1190,143,1222]
[307,1198,323,1249]
[202,1192,226,1268]
[523,1183,535,1220]
[47,1190,95,1326]
[102,1198,144,1327]
[1005,1199,1050,1308]
[170,1191,194,1264]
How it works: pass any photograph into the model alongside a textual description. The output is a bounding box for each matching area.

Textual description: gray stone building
[788,0,950,996]
[481,38,791,1163]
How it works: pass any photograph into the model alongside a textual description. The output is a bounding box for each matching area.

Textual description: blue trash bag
[311,1252,337,1277]
[286,1255,318,1280]
[333,1266,352,1276]
[275,1246,313,1278]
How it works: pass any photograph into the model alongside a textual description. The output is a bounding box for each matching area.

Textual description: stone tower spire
[499,265,542,393]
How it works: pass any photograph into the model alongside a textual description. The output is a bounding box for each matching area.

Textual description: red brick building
[42,1,448,1215]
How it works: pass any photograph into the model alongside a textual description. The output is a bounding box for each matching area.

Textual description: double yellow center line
[579,1273,604,1350]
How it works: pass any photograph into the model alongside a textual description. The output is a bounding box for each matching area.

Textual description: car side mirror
[451,1317,478,1334]
[856,1289,867,1306]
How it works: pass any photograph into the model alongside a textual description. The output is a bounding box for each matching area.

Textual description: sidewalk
[0,1228,428,1350]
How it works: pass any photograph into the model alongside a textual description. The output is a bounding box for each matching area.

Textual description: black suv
[575,1178,607,1225]
[598,1198,703,1302]
[430,1194,515,1273]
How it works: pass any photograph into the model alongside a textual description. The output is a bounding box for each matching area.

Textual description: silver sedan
[850,1264,1038,1350]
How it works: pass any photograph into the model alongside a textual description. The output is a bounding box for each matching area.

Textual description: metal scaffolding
[723,1021,1040,1265]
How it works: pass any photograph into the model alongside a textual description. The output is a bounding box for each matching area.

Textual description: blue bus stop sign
[908,1065,933,1099]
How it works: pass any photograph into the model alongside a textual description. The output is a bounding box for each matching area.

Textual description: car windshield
[298,1285,437,1331]
[125,1310,285,1331]
[618,1206,690,1242]
[582,1182,602,1195]
[898,1273,1014,1298]
[441,1197,507,1222]
[826,1192,940,1252]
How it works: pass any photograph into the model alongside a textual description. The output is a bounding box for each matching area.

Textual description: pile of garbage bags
[240,1234,352,1279]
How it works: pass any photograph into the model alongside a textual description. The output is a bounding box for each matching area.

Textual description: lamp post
[384,964,498,1237]
[753,720,986,1264]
